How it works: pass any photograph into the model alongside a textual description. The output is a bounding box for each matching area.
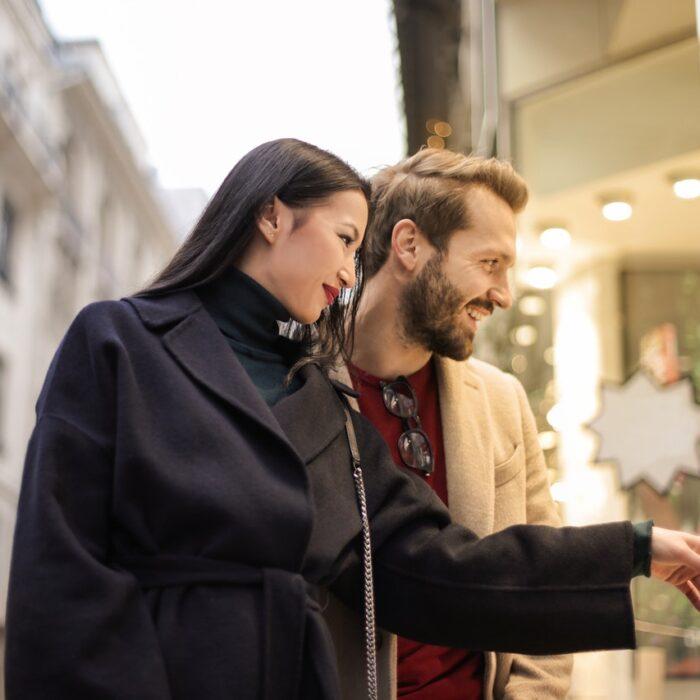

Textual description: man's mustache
[464,299,494,314]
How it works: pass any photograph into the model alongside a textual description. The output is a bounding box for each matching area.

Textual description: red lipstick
[323,284,340,305]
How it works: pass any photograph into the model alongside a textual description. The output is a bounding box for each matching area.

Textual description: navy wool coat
[5,290,637,699]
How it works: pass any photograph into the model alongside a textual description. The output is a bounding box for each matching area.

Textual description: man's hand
[650,527,700,610]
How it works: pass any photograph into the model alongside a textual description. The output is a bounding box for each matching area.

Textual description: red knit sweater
[349,359,484,699]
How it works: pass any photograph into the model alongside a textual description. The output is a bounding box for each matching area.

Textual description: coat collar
[127,290,202,328]
[125,292,346,465]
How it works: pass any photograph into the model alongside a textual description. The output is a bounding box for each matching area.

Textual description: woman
[5,139,700,700]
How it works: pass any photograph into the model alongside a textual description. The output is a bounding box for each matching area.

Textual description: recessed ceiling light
[601,200,632,221]
[672,177,700,200]
[540,226,571,250]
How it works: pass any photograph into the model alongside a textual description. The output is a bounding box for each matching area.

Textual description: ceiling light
[672,177,700,200]
[601,200,632,221]
[539,226,571,250]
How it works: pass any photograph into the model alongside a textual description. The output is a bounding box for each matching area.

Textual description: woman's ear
[256,197,294,245]
[255,198,280,245]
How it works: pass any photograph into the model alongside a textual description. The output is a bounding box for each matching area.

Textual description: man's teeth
[466,306,488,321]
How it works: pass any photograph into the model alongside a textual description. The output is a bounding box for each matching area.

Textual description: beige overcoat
[325,355,573,699]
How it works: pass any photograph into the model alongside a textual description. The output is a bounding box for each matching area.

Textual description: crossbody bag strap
[342,404,378,700]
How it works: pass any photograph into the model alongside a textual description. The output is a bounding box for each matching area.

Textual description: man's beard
[398,253,475,361]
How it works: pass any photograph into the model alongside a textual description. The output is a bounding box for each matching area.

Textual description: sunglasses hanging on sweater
[380,376,434,476]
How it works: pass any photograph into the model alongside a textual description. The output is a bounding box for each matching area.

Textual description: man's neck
[350,271,433,380]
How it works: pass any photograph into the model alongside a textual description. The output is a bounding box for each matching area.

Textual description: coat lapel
[126,292,297,455]
[435,355,495,536]
[271,363,347,464]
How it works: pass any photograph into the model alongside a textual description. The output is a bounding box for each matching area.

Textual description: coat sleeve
[329,408,637,657]
[5,305,171,699]
[498,376,573,699]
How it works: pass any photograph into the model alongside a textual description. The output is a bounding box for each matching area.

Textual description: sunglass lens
[382,382,416,418]
[398,430,433,474]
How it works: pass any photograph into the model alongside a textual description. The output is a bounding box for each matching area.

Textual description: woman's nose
[339,266,356,289]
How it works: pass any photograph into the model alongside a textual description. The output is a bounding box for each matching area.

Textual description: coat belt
[112,554,320,700]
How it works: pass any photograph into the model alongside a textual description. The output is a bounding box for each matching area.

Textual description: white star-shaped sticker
[589,371,700,493]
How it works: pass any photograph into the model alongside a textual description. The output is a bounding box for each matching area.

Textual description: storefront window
[623,268,700,678]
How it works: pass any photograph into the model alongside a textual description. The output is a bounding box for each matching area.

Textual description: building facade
[0,1,180,685]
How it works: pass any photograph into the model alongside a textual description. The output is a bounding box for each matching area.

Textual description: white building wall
[0,3,178,677]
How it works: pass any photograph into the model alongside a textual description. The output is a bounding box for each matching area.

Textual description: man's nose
[488,276,512,310]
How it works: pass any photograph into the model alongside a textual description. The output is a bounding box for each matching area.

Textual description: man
[326,149,573,699]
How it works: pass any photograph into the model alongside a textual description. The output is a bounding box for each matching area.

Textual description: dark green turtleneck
[196,267,304,406]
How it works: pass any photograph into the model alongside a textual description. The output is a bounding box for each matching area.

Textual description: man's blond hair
[363,149,528,278]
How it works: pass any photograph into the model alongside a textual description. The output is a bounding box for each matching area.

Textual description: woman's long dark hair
[138,138,371,374]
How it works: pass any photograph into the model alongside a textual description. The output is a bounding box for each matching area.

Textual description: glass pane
[623,268,700,678]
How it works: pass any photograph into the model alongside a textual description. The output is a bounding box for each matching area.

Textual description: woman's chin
[290,307,323,325]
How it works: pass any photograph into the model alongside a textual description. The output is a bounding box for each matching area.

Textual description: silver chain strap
[343,405,378,700]
[351,463,378,700]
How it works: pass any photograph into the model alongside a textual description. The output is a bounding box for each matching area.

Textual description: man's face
[398,186,517,360]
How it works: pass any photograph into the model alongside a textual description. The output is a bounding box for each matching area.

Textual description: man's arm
[501,377,573,699]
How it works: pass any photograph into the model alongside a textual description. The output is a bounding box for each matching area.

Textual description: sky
[40,0,406,195]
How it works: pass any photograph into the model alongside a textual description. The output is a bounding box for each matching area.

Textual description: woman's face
[247,190,368,324]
